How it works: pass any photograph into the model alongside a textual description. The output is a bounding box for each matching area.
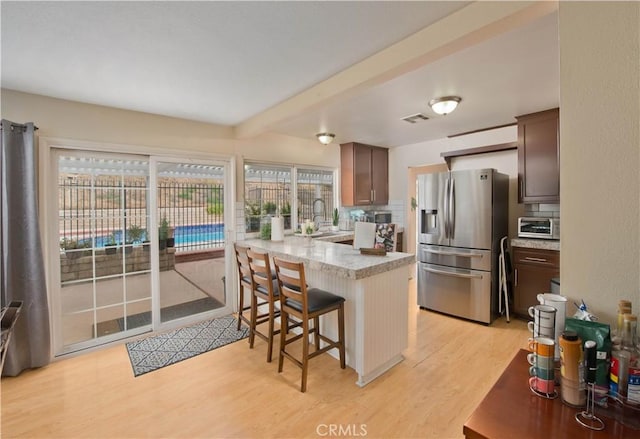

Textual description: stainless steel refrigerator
[417,169,508,324]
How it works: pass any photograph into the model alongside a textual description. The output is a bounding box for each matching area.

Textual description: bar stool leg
[266,300,276,362]
[278,309,287,373]
[249,291,257,348]
[237,283,244,330]
[301,318,310,393]
[313,316,320,350]
[338,304,346,369]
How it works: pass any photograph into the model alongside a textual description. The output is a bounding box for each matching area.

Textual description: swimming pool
[174,223,225,246]
[92,223,225,247]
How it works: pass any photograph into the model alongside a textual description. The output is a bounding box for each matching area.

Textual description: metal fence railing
[59,176,335,248]
[244,183,334,232]
[59,176,225,253]
[157,181,224,252]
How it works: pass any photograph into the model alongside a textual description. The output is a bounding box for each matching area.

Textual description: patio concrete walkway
[60,258,227,346]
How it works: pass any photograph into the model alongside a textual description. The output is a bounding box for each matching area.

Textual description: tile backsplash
[524,203,560,218]
[343,199,405,227]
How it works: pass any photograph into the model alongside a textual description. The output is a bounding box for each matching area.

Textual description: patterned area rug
[125,315,248,376]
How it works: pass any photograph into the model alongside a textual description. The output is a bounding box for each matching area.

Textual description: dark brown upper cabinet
[516,108,560,203]
[340,142,388,206]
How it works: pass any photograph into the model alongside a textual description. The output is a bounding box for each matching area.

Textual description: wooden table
[463,349,638,439]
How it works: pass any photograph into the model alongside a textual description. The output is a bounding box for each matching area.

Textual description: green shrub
[245,202,261,216]
[207,203,224,215]
[127,224,145,243]
[59,238,90,250]
[263,201,277,215]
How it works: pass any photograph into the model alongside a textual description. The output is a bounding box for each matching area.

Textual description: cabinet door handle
[519,177,523,200]
[523,257,548,263]
[514,268,518,286]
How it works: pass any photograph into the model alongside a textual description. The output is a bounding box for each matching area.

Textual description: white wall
[559,2,640,324]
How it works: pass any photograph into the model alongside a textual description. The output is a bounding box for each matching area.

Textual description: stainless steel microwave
[518,217,560,240]
[365,210,392,224]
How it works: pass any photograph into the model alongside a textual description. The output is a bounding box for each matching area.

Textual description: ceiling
[1,1,559,148]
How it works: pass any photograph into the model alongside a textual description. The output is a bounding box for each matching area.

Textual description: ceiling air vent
[401,113,430,124]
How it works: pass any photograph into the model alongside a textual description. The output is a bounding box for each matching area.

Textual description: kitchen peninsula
[239,236,414,387]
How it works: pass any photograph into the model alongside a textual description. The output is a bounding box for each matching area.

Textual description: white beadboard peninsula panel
[306,264,409,386]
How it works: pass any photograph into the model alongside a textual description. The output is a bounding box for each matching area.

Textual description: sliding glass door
[154,160,227,325]
[56,153,152,352]
[52,150,231,355]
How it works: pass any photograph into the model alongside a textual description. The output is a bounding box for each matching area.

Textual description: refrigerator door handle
[443,176,450,238]
[423,248,484,258]
[449,177,455,240]
[422,266,483,280]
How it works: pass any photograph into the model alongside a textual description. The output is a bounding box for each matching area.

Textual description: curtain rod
[0,122,39,131]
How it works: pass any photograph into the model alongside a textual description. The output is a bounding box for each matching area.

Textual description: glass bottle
[622,314,638,358]
[617,301,632,338]
[622,314,640,403]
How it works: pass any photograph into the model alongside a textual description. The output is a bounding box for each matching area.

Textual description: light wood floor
[1,278,529,438]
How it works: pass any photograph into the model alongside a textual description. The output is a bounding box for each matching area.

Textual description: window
[297,168,335,227]
[244,163,335,233]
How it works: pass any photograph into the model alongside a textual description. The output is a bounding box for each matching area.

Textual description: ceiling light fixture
[316,133,336,145]
[428,96,462,115]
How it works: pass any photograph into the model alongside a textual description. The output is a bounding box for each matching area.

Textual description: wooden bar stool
[233,244,253,330]
[246,249,284,363]
[273,257,346,392]
[234,244,278,331]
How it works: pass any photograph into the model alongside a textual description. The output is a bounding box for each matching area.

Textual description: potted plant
[167,224,175,248]
[332,208,340,232]
[105,233,118,255]
[263,201,277,216]
[127,224,145,246]
[60,238,91,259]
[260,220,272,240]
[281,201,291,229]
[158,216,169,250]
[245,202,261,233]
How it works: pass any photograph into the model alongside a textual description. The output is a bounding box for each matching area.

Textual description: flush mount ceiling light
[316,133,336,145]
[428,96,462,115]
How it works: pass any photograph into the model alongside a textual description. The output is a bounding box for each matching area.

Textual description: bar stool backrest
[234,244,251,286]
[273,257,308,319]
[246,249,277,300]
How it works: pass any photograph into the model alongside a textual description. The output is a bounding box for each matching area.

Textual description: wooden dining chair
[272,256,345,392]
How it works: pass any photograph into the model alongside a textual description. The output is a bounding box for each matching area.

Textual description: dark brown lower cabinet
[512,246,560,319]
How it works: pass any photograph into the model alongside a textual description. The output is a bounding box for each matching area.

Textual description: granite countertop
[311,226,404,243]
[239,236,414,280]
[313,231,355,243]
[511,238,560,251]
